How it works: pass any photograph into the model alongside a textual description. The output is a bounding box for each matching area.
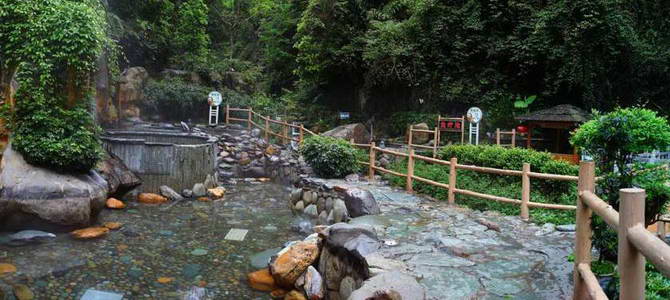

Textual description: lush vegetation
[386,145,578,224]
[300,135,361,178]
[0,0,108,172]
[105,0,670,131]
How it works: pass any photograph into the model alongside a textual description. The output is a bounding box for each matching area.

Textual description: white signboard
[467,107,482,145]
[208,91,222,106]
[339,112,350,120]
[208,91,222,125]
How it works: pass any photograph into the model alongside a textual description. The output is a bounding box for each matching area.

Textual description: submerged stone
[249,248,281,269]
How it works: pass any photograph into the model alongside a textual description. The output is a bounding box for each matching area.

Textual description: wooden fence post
[282,122,288,144]
[225,104,229,124]
[299,124,304,144]
[460,116,465,144]
[264,117,269,143]
[406,149,415,192]
[247,108,252,129]
[448,157,457,204]
[433,127,439,158]
[369,142,376,182]
[573,161,596,299]
[408,125,413,150]
[618,188,646,300]
[496,128,501,146]
[521,163,530,220]
[511,129,516,147]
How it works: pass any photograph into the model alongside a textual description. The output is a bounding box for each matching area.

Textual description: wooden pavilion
[515,104,590,164]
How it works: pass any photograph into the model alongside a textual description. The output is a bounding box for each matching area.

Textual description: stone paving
[309,178,575,300]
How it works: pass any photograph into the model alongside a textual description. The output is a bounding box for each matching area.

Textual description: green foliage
[300,135,361,178]
[11,89,102,173]
[387,112,438,137]
[142,79,211,121]
[571,108,670,175]
[172,0,210,69]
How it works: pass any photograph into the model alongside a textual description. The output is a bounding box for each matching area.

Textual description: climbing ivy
[0,0,108,172]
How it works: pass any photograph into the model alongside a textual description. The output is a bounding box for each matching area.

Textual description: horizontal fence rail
[225,105,309,146]
[574,162,670,300]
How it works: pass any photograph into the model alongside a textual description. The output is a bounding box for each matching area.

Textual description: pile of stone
[288,180,380,226]
[215,125,311,183]
[248,223,426,300]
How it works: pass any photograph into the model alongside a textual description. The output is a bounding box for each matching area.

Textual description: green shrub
[300,135,361,178]
[387,111,438,137]
[11,91,102,173]
[142,78,211,121]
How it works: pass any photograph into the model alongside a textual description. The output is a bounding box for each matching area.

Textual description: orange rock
[284,290,307,300]
[157,277,174,284]
[0,263,16,274]
[258,177,271,182]
[198,280,207,287]
[207,187,225,199]
[248,268,278,292]
[270,241,320,287]
[138,193,168,204]
[197,197,211,202]
[266,146,278,156]
[117,244,129,251]
[106,197,126,209]
[103,222,123,230]
[70,227,110,239]
[271,289,288,298]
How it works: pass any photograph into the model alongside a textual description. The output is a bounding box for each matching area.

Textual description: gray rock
[0,144,108,229]
[325,223,380,258]
[333,199,348,223]
[316,198,326,214]
[343,188,380,218]
[295,201,305,213]
[363,253,408,276]
[297,266,324,300]
[557,224,576,232]
[348,271,426,300]
[159,185,184,202]
[325,198,334,211]
[192,183,207,198]
[182,189,193,198]
[203,174,216,189]
[339,276,356,299]
[250,128,261,137]
[290,189,303,205]
[7,230,56,246]
[80,289,124,300]
[304,204,318,218]
[322,123,371,144]
[96,151,141,198]
[327,210,334,224]
[318,211,328,225]
[250,247,282,269]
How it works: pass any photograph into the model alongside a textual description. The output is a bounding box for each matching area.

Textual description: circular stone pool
[102,130,217,193]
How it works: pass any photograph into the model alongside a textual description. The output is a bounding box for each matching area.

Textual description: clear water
[0,183,302,299]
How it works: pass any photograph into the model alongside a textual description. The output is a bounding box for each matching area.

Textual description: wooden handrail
[628,224,670,277]
[528,172,579,182]
[577,263,609,300]
[412,175,449,190]
[413,154,451,166]
[373,147,409,158]
[373,166,407,178]
[456,164,524,176]
[454,188,522,205]
[580,190,620,229]
[410,129,434,133]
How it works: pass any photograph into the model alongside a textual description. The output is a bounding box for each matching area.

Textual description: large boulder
[0,145,108,229]
[117,67,149,119]
[322,123,370,144]
[347,271,426,300]
[408,123,430,144]
[343,188,380,218]
[270,239,321,287]
[96,151,141,199]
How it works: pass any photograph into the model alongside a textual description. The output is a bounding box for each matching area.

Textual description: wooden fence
[573,162,670,300]
[408,125,440,158]
[351,142,579,220]
[495,128,517,148]
[225,105,316,145]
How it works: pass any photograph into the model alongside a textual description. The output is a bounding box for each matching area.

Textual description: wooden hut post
[573,161,596,299]
[433,127,439,158]
[618,188,647,300]
[369,142,376,182]
[521,163,531,220]
[448,157,457,204]
[406,149,415,192]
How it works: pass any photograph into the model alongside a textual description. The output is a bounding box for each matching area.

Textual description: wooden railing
[225,105,308,145]
[408,125,440,158]
[574,161,670,300]
[495,128,517,148]
[351,143,579,220]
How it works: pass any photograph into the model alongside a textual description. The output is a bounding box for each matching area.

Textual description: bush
[387,111,438,137]
[439,144,578,194]
[142,78,211,121]
[300,135,361,178]
[11,92,102,173]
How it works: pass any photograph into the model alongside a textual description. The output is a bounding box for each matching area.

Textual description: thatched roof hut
[515,104,590,123]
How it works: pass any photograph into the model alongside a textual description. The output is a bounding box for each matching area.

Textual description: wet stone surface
[0,183,302,299]
[312,178,575,300]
